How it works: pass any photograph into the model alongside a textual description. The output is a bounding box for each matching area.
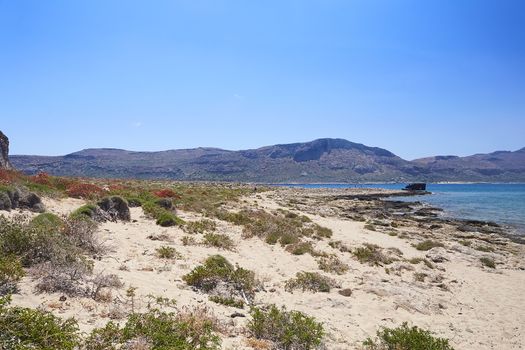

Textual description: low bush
[202,233,235,250]
[209,295,244,309]
[30,212,64,230]
[142,201,184,227]
[248,304,324,350]
[318,255,349,275]
[84,305,221,350]
[182,235,198,246]
[363,322,454,350]
[353,244,393,266]
[0,296,80,349]
[285,241,314,255]
[218,209,332,249]
[66,183,105,200]
[414,240,444,251]
[480,257,496,269]
[0,255,24,295]
[185,219,217,234]
[328,240,351,253]
[153,188,179,198]
[70,204,99,221]
[475,245,495,253]
[0,213,111,299]
[408,257,434,269]
[29,172,52,186]
[183,255,256,305]
[285,271,337,293]
[156,246,180,259]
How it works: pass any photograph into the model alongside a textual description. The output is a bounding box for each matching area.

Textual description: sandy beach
[5,186,525,349]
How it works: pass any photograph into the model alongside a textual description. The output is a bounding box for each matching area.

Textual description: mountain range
[10,138,525,182]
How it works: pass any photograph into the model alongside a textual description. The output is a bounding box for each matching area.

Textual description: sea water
[274,183,525,235]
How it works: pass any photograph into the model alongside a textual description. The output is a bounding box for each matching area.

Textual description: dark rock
[98,196,131,221]
[0,187,44,212]
[0,131,12,169]
[414,208,440,217]
[338,288,353,297]
[18,190,45,212]
[155,198,172,209]
[230,312,245,318]
[403,183,426,191]
[457,225,477,233]
[59,295,67,302]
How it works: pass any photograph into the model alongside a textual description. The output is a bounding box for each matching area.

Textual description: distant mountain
[10,138,525,182]
[412,147,525,182]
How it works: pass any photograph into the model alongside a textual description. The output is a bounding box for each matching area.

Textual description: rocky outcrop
[0,131,12,169]
[0,187,45,213]
[98,196,131,221]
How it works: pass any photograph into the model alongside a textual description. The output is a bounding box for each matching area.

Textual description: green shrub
[143,201,184,227]
[408,257,434,269]
[248,304,324,349]
[202,233,235,250]
[0,255,24,295]
[30,212,64,231]
[182,235,197,246]
[480,257,496,269]
[284,271,336,293]
[0,215,106,298]
[209,295,244,308]
[0,296,80,349]
[363,322,454,350]
[414,240,444,251]
[156,246,180,259]
[0,215,74,267]
[285,241,313,255]
[85,306,221,350]
[353,244,393,266]
[318,255,349,275]
[312,224,333,238]
[183,255,256,304]
[219,209,332,249]
[185,219,217,234]
[70,204,98,221]
[475,245,494,253]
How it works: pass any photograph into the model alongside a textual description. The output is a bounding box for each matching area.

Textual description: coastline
[4,185,525,349]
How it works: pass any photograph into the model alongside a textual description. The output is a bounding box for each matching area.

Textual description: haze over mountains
[10,138,525,183]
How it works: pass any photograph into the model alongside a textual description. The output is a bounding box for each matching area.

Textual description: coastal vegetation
[248,304,324,350]
[363,323,455,350]
[0,169,515,348]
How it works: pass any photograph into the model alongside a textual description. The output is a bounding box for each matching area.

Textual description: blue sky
[1,0,524,160]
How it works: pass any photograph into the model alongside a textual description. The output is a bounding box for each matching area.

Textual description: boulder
[18,190,45,212]
[98,196,131,221]
[0,131,12,169]
[0,187,44,213]
[425,247,449,263]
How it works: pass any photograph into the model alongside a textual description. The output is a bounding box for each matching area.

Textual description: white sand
[8,191,525,349]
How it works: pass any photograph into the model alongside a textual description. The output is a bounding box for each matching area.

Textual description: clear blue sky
[1,0,524,160]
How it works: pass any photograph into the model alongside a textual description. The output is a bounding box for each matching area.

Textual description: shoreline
[3,185,525,349]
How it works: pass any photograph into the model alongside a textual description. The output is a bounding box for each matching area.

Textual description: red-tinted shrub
[30,172,52,185]
[66,183,105,199]
[0,169,24,184]
[153,189,179,198]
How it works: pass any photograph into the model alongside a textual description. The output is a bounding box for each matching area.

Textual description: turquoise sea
[274,183,525,235]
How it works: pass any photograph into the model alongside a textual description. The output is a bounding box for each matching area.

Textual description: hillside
[10,138,525,182]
